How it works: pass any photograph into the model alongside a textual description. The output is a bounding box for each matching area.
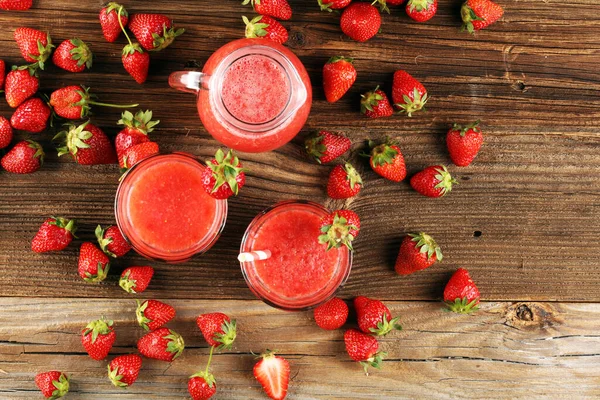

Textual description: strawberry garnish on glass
[319,209,360,250]
[444,268,481,313]
[201,149,246,199]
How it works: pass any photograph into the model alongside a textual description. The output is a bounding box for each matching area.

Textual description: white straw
[238,250,272,262]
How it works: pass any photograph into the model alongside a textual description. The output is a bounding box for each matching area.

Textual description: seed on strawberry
[444,268,481,313]
[10,97,51,133]
[31,217,77,253]
[340,2,381,42]
[99,2,129,43]
[395,232,442,275]
[115,109,157,159]
[243,15,288,44]
[4,66,39,108]
[189,346,217,400]
[1,140,44,174]
[313,297,348,330]
[136,299,176,331]
[119,266,154,294]
[196,313,237,350]
[0,116,13,149]
[446,120,483,167]
[78,242,110,283]
[81,317,116,360]
[201,149,246,199]
[52,39,93,73]
[319,209,360,250]
[137,327,185,362]
[95,224,131,257]
[128,13,185,51]
[35,371,69,399]
[120,141,159,171]
[253,350,290,400]
[354,296,401,336]
[410,165,456,197]
[14,27,54,69]
[344,329,386,374]
[327,162,362,199]
[323,56,357,103]
[0,0,33,11]
[367,141,406,182]
[54,120,117,165]
[361,87,393,119]
[242,0,292,21]
[392,70,428,116]
[108,354,142,388]
[305,131,351,164]
[461,0,503,33]
[49,85,138,120]
[406,0,438,22]
[318,0,352,12]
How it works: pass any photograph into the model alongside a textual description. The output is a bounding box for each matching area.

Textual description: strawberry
[115,110,157,159]
[122,42,150,84]
[52,39,93,73]
[367,141,406,182]
[323,56,356,103]
[81,317,116,360]
[343,329,385,373]
[340,3,381,42]
[327,162,362,199]
[446,120,483,167]
[14,27,54,69]
[108,354,142,387]
[189,346,217,400]
[4,67,39,108]
[35,371,69,399]
[0,59,5,90]
[201,149,246,199]
[318,0,352,12]
[0,117,13,149]
[243,15,288,45]
[319,209,360,250]
[461,0,503,33]
[49,85,138,120]
[95,224,131,258]
[253,350,290,400]
[121,141,159,170]
[137,327,185,362]
[31,217,77,253]
[242,0,292,21]
[360,87,393,118]
[78,242,110,283]
[305,131,351,164]
[99,2,129,43]
[395,232,442,275]
[410,165,456,197]
[1,140,44,173]
[354,296,401,336]
[119,266,154,293]
[136,299,176,331]
[196,312,237,350]
[372,0,405,13]
[444,268,481,313]
[10,97,51,133]
[0,0,32,10]
[55,120,117,165]
[406,0,437,22]
[313,297,348,330]
[392,70,428,116]
[128,13,184,51]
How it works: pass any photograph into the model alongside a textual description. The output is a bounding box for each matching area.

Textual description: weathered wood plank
[0,298,599,399]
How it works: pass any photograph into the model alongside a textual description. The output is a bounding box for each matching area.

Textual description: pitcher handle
[168,71,210,94]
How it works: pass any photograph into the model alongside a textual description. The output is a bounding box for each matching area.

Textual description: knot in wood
[288,30,307,48]
[504,302,561,331]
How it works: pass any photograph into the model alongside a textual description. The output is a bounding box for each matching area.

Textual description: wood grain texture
[1,1,600,301]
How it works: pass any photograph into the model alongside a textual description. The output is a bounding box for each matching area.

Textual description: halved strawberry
[253,351,290,400]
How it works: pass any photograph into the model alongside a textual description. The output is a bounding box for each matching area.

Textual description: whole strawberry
[115,109,157,159]
[253,350,290,400]
[244,15,288,45]
[242,0,292,20]
[344,329,386,373]
[323,56,357,103]
[305,131,351,164]
[137,327,185,362]
[461,0,503,33]
[392,70,428,116]
[189,372,217,400]
[367,141,406,182]
[49,85,138,120]
[446,120,483,167]
[52,39,93,72]
[319,209,360,250]
[444,268,481,313]
[354,296,401,336]
[121,141,159,170]
[1,140,44,174]
[35,371,69,399]
[4,67,39,108]
[14,27,54,69]
[361,87,393,119]
[406,0,437,22]
[119,266,154,294]
[55,120,117,165]
[108,354,142,387]
[99,2,129,43]
[373,0,405,13]
[201,149,246,199]
[327,162,362,199]
[81,317,116,360]
[318,0,352,12]
[128,13,184,51]
[78,242,110,283]
[410,165,456,197]
[313,297,348,330]
[10,97,51,133]
[395,232,442,275]
[136,299,176,331]
[0,0,33,10]
[122,42,150,84]
[0,59,5,90]
[0,117,13,149]
[96,224,131,258]
[196,312,237,349]
[31,217,77,253]
[340,2,381,42]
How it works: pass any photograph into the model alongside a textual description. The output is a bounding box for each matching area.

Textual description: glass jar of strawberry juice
[169,38,312,153]
[115,153,227,263]
[239,201,352,311]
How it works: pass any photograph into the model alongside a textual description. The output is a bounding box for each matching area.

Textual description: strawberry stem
[117,6,133,46]
[205,345,215,375]
[86,100,138,108]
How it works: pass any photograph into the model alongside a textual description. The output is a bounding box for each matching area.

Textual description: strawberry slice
[253,351,290,400]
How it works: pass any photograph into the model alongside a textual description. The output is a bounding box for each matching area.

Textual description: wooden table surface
[1,0,600,398]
